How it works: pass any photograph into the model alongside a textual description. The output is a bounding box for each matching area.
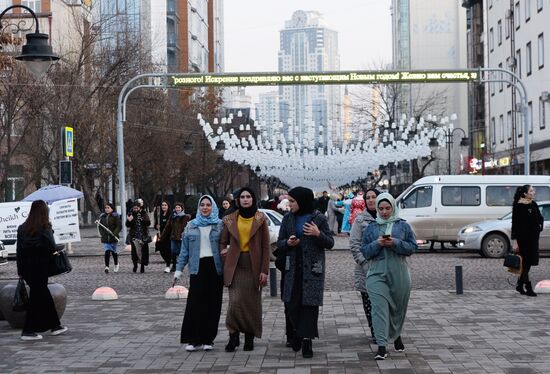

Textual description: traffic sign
[63,126,74,157]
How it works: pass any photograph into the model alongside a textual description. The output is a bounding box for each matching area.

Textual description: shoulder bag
[13,278,29,312]
[48,249,73,277]
[503,253,522,274]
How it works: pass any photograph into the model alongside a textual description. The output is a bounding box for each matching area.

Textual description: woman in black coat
[16,200,68,340]
[276,187,334,358]
[126,202,151,273]
[511,184,544,296]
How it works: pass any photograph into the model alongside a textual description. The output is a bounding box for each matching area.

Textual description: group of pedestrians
[15,181,543,361]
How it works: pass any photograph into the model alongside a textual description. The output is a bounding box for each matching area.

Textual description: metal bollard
[455,265,463,294]
[269,262,277,297]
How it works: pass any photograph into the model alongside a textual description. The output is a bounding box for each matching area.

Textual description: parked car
[259,209,284,256]
[457,201,550,258]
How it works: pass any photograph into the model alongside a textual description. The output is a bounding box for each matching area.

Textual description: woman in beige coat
[220,187,270,352]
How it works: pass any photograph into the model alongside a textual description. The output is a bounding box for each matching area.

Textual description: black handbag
[13,278,29,312]
[48,250,73,277]
[503,253,522,274]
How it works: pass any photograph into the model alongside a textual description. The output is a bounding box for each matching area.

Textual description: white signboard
[0,201,32,243]
[0,199,81,254]
[50,199,81,243]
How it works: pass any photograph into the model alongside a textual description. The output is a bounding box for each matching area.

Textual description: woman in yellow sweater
[220,187,270,352]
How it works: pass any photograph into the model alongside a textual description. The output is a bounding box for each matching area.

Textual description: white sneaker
[203,344,213,351]
[185,344,197,352]
[164,266,171,273]
[21,333,43,341]
[51,326,68,336]
[104,266,109,274]
[114,264,119,273]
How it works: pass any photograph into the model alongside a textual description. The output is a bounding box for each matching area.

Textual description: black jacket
[16,224,56,281]
[275,210,334,306]
[99,212,122,243]
[511,200,543,266]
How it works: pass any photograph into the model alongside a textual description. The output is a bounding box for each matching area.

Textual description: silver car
[259,208,284,252]
[457,201,550,258]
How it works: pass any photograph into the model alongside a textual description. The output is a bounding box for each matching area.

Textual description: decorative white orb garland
[196,113,455,190]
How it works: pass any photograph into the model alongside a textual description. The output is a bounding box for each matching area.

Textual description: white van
[396,175,550,248]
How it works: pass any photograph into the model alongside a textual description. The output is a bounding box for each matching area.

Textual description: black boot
[243,334,254,351]
[525,281,537,297]
[301,338,313,358]
[516,279,526,294]
[394,336,405,352]
[225,332,240,352]
[291,337,302,352]
[140,264,145,273]
[133,263,138,273]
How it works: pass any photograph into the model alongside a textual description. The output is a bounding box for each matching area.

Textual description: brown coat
[160,214,191,241]
[220,211,270,287]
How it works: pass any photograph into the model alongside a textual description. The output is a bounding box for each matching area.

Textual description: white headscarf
[375,193,400,235]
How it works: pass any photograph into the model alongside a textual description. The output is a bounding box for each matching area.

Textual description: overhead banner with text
[170,70,479,87]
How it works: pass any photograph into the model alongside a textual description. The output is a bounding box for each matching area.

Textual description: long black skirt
[180,257,223,345]
[23,277,61,333]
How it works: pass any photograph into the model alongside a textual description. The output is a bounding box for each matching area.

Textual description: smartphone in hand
[382,234,391,239]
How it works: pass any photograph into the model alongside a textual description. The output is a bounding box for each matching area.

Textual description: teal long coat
[360,219,417,346]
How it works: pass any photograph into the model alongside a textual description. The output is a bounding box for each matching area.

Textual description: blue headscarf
[375,192,400,235]
[192,195,221,226]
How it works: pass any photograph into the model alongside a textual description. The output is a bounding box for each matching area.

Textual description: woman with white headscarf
[360,193,417,360]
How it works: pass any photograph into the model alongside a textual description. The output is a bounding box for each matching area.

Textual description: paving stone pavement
[1,290,549,373]
[1,227,550,373]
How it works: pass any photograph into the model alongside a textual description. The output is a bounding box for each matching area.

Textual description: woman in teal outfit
[360,192,417,360]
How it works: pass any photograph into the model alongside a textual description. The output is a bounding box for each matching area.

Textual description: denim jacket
[176,221,224,275]
[360,219,417,261]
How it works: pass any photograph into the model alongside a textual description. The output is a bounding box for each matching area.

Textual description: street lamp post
[0,5,59,77]
[427,118,469,175]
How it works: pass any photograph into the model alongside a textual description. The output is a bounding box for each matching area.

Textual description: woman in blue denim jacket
[173,195,224,352]
[360,192,417,361]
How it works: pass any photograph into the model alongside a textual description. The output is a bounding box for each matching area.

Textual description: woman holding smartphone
[360,192,417,361]
[276,187,334,358]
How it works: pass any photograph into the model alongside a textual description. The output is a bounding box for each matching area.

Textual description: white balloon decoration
[196,114,457,190]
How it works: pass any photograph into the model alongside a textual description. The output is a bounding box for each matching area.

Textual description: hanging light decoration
[195,113,458,190]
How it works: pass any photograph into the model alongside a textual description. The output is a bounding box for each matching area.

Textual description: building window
[538,33,544,69]
[516,48,521,77]
[505,13,510,39]
[540,97,547,129]
[498,63,504,92]
[506,57,512,87]
[532,101,533,134]
[21,0,41,12]
[498,20,503,45]
[537,0,543,12]
[526,42,532,75]
[491,117,496,145]
[525,0,531,21]
[500,114,505,143]
[514,2,520,30]
[489,27,494,52]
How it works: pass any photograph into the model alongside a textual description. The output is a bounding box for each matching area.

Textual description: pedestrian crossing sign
[63,126,74,157]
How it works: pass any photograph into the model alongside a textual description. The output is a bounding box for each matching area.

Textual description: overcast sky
[223,0,393,101]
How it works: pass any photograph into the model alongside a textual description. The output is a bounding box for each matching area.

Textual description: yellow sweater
[237,216,254,252]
